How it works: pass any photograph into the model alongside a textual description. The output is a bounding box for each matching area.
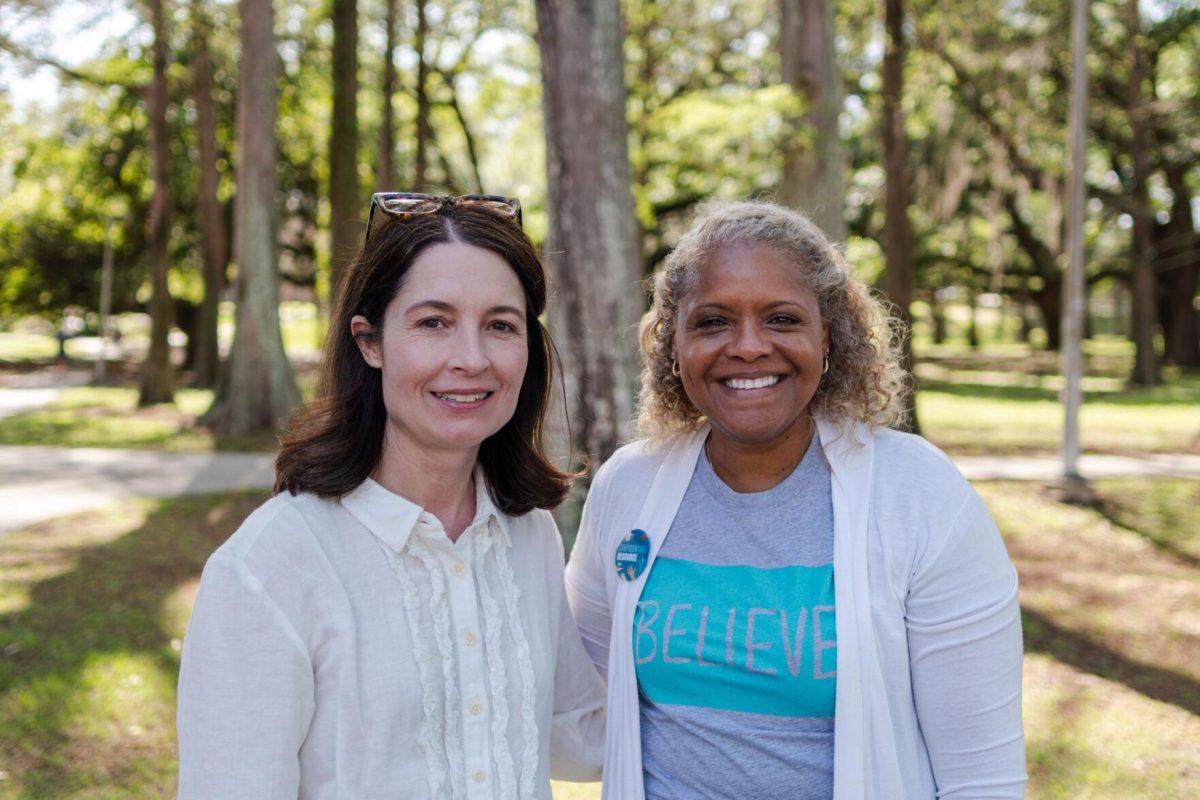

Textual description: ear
[350,315,383,369]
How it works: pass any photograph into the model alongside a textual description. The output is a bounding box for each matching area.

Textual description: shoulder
[205,491,336,592]
[869,427,971,500]
[860,427,1001,566]
[591,437,672,495]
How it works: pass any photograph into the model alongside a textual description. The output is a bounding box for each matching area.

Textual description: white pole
[94,218,114,383]
[1061,0,1088,492]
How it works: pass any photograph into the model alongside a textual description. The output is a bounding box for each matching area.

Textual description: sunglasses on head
[364,192,523,242]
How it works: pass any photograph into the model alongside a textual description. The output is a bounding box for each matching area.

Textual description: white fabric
[564,418,1027,800]
[177,474,605,800]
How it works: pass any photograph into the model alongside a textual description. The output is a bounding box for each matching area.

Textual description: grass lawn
[0,382,316,453]
[1,479,1197,797]
[913,341,1200,455]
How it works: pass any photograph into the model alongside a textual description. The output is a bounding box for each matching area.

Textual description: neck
[706,416,815,493]
[373,427,479,542]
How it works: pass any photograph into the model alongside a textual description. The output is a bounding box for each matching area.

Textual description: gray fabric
[637,433,836,800]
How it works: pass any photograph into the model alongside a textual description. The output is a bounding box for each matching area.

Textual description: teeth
[724,375,781,390]
[435,392,489,402]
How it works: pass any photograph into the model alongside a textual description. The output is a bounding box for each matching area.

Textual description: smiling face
[351,241,529,461]
[674,241,828,455]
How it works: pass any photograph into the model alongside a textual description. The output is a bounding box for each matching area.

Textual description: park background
[0,0,1197,796]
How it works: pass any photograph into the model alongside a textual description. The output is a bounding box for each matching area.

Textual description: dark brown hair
[274,203,572,514]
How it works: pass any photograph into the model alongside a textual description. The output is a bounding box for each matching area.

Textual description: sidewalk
[0,368,91,419]
[0,445,275,533]
[0,444,1195,535]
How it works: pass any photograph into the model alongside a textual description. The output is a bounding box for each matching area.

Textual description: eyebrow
[405,299,525,317]
[688,300,807,314]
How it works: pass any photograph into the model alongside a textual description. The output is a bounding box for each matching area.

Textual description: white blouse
[177,475,605,800]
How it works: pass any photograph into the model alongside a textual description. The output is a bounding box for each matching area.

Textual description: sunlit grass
[0,304,323,367]
[1023,653,1200,798]
[918,382,1200,454]
[0,333,62,361]
[0,386,293,452]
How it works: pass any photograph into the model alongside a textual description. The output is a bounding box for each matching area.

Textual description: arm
[905,491,1027,799]
[563,470,614,682]
[177,551,315,800]
[549,570,607,781]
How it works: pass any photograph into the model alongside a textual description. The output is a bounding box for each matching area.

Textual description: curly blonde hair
[636,200,911,440]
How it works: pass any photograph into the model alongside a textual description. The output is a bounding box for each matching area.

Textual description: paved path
[0,444,1196,535]
[0,369,91,420]
[0,446,275,533]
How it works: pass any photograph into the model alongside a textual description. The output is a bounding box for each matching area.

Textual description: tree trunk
[1158,164,1199,366]
[191,0,226,388]
[1032,279,1063,351]
[535,0,642,468]
[445,77,483,193]
[328,0,360,292]
[966,284,980,349]
[880,0,918,433]
[414,0,430,192]
[1018,296,1034,344]
[138,0,176,406]
[931,291,947,344]
[376,0,397,189]
[1126,0,1160,386]
[778,0,845,241]
[201,0,301,437]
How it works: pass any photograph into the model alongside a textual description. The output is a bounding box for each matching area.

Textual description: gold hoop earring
[671,359,681,378]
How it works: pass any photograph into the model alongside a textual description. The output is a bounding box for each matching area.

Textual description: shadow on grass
[1091,480,1200,569]
[0,492,265,798]
[1094,505,1200,570]
[1022,607,1200,718]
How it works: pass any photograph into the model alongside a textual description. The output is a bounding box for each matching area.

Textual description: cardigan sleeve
[564,466,615,683]
[904,489,1027,799]
[176,550,315,800]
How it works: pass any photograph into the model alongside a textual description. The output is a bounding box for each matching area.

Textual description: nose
[448,328,491,374]
[728,321,771,361]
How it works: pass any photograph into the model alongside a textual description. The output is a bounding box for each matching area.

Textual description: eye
[416,317,447,330]
[489,319,521,334]
[768,313,802,326]
[694,316,727,329]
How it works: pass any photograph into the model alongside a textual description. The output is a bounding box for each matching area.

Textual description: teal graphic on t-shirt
[634,557,836,718]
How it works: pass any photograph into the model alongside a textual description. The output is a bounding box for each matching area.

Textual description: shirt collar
[340,466,510,552]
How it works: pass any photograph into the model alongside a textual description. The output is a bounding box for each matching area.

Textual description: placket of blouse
[412,511,497,800]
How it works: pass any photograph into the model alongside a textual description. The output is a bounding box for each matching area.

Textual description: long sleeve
[564,471,614,683]
[549,569,607,781]
[177,551,315,800]
[905,490,1027,799]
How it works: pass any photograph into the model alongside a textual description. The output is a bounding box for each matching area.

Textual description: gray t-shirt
[634,434,836,800]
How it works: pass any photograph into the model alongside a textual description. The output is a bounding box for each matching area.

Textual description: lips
[432,391,493,403]
[720,375,782,390]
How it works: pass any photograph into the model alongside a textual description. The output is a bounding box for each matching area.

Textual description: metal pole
[94,218,114,383]
[1061,0,1088,491]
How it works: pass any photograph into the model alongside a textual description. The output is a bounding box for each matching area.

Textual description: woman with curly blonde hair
[565,201,1026,799]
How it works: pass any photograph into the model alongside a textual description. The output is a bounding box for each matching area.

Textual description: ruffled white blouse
[177,475,605,800]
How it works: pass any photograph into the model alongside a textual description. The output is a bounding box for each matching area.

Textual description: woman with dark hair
[177,194,605,799]
[565,201,1025,799]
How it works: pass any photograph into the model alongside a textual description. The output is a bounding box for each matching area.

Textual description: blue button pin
[615,529,651,581]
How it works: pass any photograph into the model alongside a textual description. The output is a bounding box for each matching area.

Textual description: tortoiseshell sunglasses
[364,192,523,242]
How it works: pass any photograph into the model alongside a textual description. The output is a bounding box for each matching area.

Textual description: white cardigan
[564,418,1027,799]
